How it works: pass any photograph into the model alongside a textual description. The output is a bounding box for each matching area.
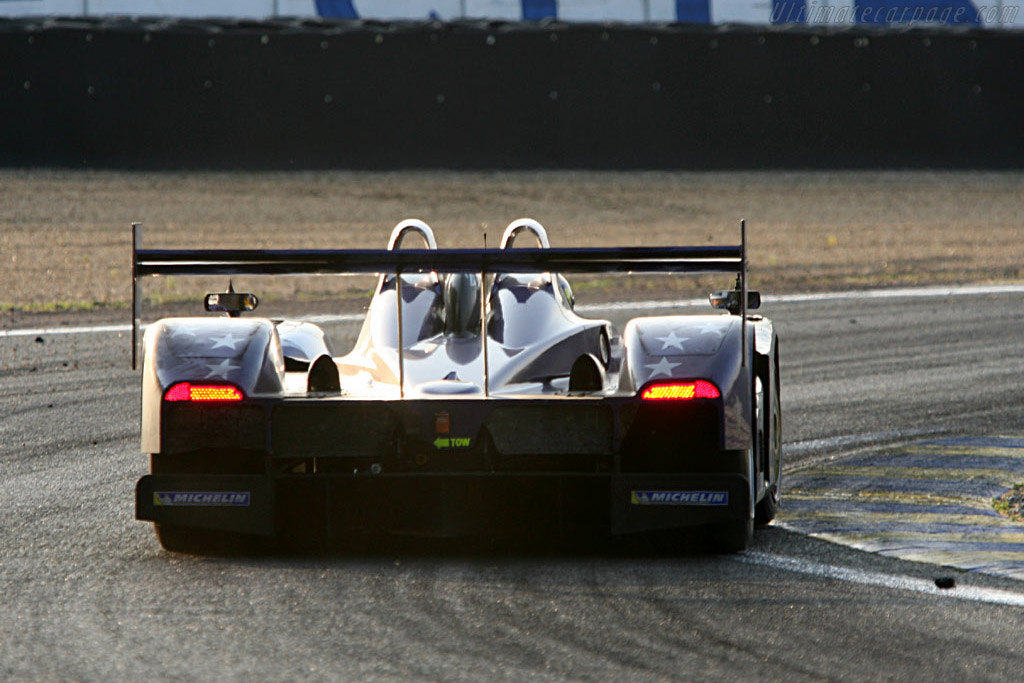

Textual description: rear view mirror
[205,291,259,315]
[709,290,760,315]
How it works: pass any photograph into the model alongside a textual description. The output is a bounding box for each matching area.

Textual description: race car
[132,218,781,554]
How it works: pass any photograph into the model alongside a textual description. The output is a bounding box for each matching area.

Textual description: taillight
[164,382,244,402]
[640,380,720,401]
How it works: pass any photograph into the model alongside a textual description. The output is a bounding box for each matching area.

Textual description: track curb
[776,436,1024,580]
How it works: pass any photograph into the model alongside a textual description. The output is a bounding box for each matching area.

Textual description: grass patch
[994,484,1024,522]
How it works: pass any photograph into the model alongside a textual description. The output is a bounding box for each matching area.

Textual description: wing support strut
[740,218,747,369]
[480,267,489,397]
[132,222,142,371]
[396,271,405,399]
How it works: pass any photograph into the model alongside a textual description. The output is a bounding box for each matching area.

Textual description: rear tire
[704,448,755,553]
[154,524,268,556]
[755,484,779,526]
[703,518,754,554]
[755,367,782,526]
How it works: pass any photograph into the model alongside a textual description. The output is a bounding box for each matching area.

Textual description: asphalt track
[2,288,1024,681]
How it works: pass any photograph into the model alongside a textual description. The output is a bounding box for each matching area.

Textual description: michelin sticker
[631,490,728,506]
[154,491,251,506]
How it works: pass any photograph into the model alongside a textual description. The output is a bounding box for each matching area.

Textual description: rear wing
[132,220,750,373]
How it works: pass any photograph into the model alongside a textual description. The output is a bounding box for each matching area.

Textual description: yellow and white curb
[776,436,1024,580]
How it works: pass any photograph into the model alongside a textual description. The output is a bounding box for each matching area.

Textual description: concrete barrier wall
[2,18,1022,169]
[3,1,1022,28]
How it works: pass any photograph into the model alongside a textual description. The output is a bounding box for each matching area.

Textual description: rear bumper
[136,469,751,539]
[141,396,752,540]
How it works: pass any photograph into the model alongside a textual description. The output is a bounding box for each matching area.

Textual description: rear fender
[141,318,284,453]
[621,315,752,450]
[276,320,334,370]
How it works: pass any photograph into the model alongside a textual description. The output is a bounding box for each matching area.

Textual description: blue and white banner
[0,0,1019,27]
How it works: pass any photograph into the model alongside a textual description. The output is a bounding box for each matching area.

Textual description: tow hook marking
[434,436,471,450]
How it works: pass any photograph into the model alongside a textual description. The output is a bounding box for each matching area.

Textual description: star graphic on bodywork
[645,357,681,378]
[209,332,244,350]
[697,322,724,336]
[656,330,690,351]
[204,358,241,379]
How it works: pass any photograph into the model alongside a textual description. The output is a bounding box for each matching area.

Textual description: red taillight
[164,382,243,402]
[640,380,720,401]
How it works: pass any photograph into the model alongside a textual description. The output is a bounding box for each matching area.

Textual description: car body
[133,218,781,553]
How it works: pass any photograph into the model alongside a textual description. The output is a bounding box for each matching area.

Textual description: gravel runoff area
[2,168,1023,323]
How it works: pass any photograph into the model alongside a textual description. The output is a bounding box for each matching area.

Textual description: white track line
[0,323,133,338]
[765,283,1024,303]
[784,426,942,456]
[2,284,1022,339]
[739,551,1024,607]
